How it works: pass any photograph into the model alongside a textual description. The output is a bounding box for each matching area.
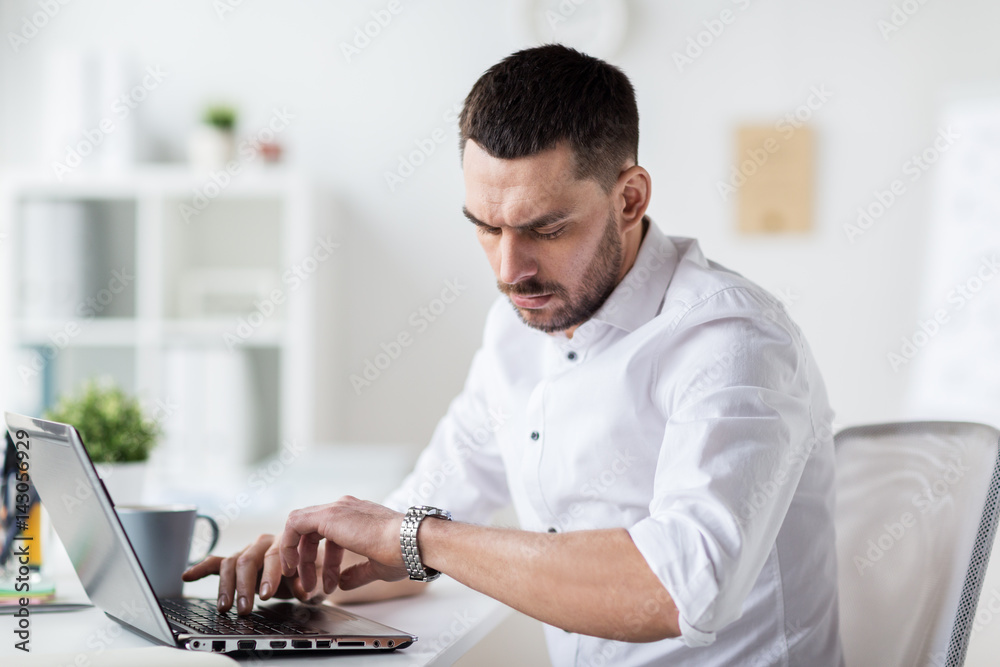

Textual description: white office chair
[834,422,1000,667]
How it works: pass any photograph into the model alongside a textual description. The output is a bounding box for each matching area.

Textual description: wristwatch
[400,505,452,581]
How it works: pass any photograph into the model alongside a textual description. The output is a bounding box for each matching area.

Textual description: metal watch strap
[400,505,452,582]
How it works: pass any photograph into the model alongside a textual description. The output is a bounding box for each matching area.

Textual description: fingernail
[238,596,248,613]
[260,582,271,599]
[323,575,332,593]
[217,594,228,610]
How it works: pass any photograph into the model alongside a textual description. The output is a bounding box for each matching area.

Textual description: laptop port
[292,640,312,649]
[237,640,256,650]
[373,640,381,648]
[212,641,226,652]
[337,640,365,647]
[316,640,331,648]
[270,640,287,649]
[388,640,395,648]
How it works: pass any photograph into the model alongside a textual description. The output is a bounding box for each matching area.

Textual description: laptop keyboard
[161,598,320,636]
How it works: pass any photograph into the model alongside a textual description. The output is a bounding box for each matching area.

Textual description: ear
[615,166,651,233]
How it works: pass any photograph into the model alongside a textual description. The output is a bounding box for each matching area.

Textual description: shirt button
[566,351,577,361]
[530,431,539,441]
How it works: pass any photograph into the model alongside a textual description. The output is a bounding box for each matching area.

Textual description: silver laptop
[5,412,416,654]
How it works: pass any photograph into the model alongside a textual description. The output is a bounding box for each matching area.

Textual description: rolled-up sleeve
[628,288,823,647]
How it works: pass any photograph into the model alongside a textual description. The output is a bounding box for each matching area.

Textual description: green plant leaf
[44,379,160,463]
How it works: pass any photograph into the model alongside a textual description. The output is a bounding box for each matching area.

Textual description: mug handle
[189,514,220,565]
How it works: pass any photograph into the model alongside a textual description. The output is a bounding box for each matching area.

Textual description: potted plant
[44,379,160,504]
[188,104,238,170]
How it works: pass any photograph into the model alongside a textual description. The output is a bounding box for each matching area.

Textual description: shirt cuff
[677,615,716,648]
[628,517,721,648]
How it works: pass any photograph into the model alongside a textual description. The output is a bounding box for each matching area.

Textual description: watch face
[419,506,452,520]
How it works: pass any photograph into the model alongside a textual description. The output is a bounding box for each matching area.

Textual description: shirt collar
[587,218,679,334]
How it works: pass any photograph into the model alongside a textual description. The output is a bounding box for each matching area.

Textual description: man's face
[462,141,625,334]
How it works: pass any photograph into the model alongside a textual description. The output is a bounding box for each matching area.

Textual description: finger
[288,573,316,602]
[182,555,223,582]
[235,535,273,615]
[279,517,306,577]
[280,507,331,576]
[338,560,381,591]
[321,539,344,594]
[296,532,323,593]
[217,554,238,613]
[259,547,283,600]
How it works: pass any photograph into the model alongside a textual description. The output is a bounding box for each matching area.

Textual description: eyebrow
[462,206,572,231]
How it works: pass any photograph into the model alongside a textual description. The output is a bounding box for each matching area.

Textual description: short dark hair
[459,44,639,193]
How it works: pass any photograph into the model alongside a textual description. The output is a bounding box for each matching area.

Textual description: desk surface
[1,510,512,666]
[1,578,510,666]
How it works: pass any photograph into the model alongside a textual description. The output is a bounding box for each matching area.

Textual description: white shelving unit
[0,165,318,493]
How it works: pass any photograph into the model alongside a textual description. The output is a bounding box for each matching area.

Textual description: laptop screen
[5,412,174,646]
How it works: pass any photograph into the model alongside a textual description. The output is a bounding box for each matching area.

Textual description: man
[185,45,843,665]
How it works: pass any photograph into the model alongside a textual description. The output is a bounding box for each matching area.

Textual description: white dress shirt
[384,220,844,666]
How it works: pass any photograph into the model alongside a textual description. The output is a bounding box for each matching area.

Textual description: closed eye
[475,221,502,236]
[532,226,565,240]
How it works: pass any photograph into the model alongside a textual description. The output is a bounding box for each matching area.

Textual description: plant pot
[94,461,148,505]
[188,125,235,171]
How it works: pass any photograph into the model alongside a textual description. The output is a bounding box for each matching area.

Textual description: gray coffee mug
[117,505,220,599]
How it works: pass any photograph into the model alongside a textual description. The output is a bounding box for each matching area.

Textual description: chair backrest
[834,421,1000,667]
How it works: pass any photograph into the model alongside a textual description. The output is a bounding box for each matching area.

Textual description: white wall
[2,0,999,450]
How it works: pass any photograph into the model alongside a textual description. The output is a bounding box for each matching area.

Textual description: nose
[497,230,537,286]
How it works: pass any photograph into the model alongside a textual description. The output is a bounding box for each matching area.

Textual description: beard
[499,211,624,333]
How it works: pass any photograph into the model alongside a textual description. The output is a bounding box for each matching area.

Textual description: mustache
[497,279,565,298]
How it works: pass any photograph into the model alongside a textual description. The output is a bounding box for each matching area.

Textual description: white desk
[1,445,514,665]
[1,578,510,666]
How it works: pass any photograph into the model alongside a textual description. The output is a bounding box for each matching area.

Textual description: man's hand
[182,533,323,615]
[278,495,408,594]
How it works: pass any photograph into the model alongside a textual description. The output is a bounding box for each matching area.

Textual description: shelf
[0,164,316,457]
[14,318,142,347]
[1,164,304,199]
[13,318,286,348]
[161,319,285,347]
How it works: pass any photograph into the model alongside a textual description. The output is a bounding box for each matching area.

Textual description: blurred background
[1,0,999,663]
